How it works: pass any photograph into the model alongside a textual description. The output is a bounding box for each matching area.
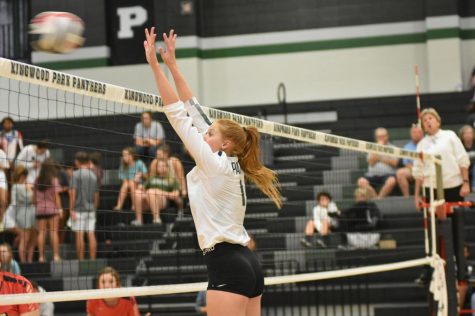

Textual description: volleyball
[30,11,85,54]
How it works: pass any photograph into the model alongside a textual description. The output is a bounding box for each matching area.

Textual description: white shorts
[70,212,96,232]
[2,205,16,229]
[0,171,6,190]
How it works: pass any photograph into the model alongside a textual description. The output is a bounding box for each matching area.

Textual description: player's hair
[96,266,122,288]
[12,165,28,184]
[36,158,58,192]
[75,151,89,165]
[216,119,282,209]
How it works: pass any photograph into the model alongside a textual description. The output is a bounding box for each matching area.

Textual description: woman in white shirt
[413,108,470,209]
[144,28,282,316]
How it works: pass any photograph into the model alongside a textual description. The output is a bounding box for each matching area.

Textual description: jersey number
[239,180,246,206]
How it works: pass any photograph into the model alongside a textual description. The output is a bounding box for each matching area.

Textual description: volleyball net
[0,57,448,315]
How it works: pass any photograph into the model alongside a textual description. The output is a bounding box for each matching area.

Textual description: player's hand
[144,27,159,66]
[158,29,177,68]
[71,210,78,221]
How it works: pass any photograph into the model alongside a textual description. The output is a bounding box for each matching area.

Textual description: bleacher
[6,90,474,315]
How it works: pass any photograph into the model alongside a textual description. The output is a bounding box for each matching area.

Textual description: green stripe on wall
[36,58,108,70]
[34,27,475,70]
[426,28,460,40]
[201,33,426,59]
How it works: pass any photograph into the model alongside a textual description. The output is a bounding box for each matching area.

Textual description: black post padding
[437,218,458,316]
[452,208,466,281]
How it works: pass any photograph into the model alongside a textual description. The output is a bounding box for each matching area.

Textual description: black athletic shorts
[204,242,264,298]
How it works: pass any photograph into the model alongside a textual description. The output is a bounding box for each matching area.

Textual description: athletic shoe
[300,238,312,248]
[131,219,143,226]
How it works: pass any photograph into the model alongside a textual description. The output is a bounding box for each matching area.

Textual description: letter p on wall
[117,6,148,39]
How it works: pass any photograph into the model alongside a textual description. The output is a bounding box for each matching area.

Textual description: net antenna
[0,57,447,315]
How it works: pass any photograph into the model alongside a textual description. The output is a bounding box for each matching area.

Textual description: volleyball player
[144,28,282,316]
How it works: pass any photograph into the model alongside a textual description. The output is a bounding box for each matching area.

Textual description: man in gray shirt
[134,111,165,164]
[356,127,398,199]
[70,151,98,260]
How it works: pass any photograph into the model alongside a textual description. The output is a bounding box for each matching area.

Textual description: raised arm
[144,27,179,106]
[159,30,211,133]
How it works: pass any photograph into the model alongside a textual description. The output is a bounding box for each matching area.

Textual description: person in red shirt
[0,270,39,316]
[86,267,149,316]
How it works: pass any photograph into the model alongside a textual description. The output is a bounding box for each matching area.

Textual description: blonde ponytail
[217,120,282,209]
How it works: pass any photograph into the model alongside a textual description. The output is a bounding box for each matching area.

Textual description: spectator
[340,188,381,249]
[70,151,98,261]
[0,117,24,164]
[35,159,62,262]
[30,280,55,316]
[114,148,147,212]
[134,111,165,164]
[458,244,474,312]
[87,266,150,316]
[16,140,50,185]
[10,165,36,263]
[300,191,340,248]
[0,243,21,274]
[0,147,9,219]
[150,144,187,198]
[357,128,398,199]
[133,159,181,225]
[413,108,470,208]
[0,269,39,316]
[396,124,424,197]
[413,108,470,285]
[57,163,71,244]
[88,152,104,190]
[458,125,475,190]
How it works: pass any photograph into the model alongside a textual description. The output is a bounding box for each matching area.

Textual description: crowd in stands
[0,112,188,266]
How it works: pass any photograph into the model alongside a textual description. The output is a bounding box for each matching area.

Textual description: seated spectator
[134,111,165,164]
[0,147,9,218]
[10,165,36,263]
[114,148,147,211]
[16,140,50,185]
[0,117,24,164]
[150,143,187,198]
[340,188,381,249]
[31,280,54,316]
[0,269,39,316]
[458,125,475,190]
[70,151,99,261]
[300,191,340,248]
[357,128,398,199]
[396,124,424,197]
[87,266,150,316]
[133,159,182,225]
[35,159,62,262]
[0,242,21,274]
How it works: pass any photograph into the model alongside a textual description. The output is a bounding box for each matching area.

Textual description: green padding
[36,58,108,70]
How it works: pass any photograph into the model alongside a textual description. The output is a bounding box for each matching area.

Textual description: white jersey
[164,97,250,250]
